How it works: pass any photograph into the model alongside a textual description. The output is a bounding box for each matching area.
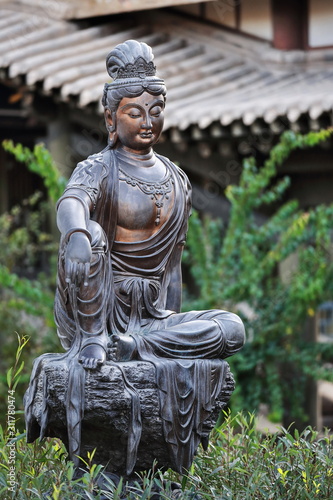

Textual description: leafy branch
[184,129,333,425]
[2,140,67,203]
[7,334,30,392]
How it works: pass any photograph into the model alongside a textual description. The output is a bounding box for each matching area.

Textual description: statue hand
[65,232,92,287]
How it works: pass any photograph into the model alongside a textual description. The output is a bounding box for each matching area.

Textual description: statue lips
[140,132,153,138]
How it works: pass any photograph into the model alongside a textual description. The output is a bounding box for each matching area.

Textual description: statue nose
[142,113,152,129]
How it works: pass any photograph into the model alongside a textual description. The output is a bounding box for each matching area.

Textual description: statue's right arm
[57,195,92,287]
[57,154,106,286]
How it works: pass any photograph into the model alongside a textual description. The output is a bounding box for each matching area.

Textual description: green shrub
[1,413,333,499]
[1,337,333,499]
[2,140,67,204]
[183,129,333,426]
[0,142,64,427]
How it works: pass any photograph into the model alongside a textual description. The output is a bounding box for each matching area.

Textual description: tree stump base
[26,358,235,475]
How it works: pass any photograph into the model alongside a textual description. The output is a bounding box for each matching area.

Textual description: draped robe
[28,147,244,473]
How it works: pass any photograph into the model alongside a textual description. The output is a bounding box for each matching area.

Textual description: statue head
[102,40,167,148]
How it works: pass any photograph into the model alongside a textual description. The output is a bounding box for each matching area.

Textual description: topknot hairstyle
[102,40,166,112]
[106,40,156,81]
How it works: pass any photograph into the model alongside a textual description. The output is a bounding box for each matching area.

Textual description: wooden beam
[272,0,308,50]
[17,0,212,20]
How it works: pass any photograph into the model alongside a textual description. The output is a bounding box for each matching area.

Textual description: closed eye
[122,106,143,118]
[150,106,163,117]
[128,112,142,118]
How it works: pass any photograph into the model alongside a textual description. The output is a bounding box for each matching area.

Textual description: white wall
[240,0,273,40]
[309,0,333,47]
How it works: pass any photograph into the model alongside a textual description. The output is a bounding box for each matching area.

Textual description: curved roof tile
[1,4,332,133]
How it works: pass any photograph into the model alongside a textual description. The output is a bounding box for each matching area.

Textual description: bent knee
[229,313,246,348]
[215,311,246,349]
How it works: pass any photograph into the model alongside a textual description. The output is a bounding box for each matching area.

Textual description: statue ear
[104,108,118,147]
[104,108,116,132]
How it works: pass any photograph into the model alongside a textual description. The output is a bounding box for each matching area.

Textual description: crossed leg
[110,310,245,362]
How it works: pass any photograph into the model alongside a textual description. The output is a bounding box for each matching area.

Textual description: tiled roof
[1,4,333,133]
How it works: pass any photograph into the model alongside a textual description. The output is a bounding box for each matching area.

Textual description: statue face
[112,92,164,154]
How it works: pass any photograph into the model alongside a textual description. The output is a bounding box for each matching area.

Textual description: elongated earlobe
[108,128,118,148]
[104,109,118,148]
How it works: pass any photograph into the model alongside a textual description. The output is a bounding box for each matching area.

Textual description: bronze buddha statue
[26,40,245,476]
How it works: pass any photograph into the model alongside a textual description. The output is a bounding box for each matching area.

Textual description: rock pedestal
[26,359,235,475]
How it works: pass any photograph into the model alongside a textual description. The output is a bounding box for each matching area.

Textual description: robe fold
[27,146,245,473]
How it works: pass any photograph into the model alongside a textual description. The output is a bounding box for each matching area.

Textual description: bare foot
[78,344,106,370]
[109,334,137,361]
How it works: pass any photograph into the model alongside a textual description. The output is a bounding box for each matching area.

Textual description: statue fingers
[87,358,95,369]
[76,262,86,286]
[86,358,98,370]
[71,261,80,286]
[83,262,90,287]
[65,260,76,285]
[67,260,83,287]
[80,357,88,368]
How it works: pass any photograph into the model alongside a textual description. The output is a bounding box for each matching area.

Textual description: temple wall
[240,0,273,41]
[309,0,333,47]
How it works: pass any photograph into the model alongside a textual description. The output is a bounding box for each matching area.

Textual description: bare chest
[115,166,174,242]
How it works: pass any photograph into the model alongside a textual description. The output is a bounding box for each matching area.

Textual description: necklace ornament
[119,167,173,225]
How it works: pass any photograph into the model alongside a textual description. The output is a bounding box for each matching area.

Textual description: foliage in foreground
[1,412,333,499]
[183,129,333,426]
[0,142,64,425]
[1,334,332,499]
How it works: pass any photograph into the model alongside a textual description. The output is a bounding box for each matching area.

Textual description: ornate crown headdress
[105,40,164,90]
